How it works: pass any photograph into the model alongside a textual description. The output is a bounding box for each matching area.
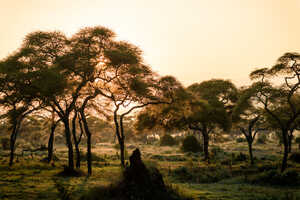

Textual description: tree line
[0,26,299,174]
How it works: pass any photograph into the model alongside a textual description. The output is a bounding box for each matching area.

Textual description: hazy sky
[1,0,300,87]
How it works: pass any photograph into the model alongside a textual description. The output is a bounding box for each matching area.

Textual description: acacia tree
[232,87,266,165]
[250,52,300,172]
[9,27,115,171]
[67,26,115,175]
[263,97,300,153]
[136,79,236,163]
[0,48,60,166]
[186,79,237,162]
[95,40,183,166]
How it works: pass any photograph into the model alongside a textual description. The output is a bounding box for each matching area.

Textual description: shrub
[236,137,246,143]
[289,152,300,163]
[249,169,299,186]
[0,137,10,150]
[160,134,177,146]
[232,152,247,162]
[181,135,202,153]
[256,133,268,144]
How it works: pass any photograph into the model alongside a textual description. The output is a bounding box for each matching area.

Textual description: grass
[0,141,299,199]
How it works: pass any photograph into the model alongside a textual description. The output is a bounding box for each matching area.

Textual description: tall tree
[96,40,183,166]
[249,52,300,172]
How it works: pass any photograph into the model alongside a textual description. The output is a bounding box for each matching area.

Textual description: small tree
[232,87,266,165]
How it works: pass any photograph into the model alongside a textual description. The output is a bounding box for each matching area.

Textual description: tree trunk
[113,110,124,167]
[288,134,293,153]
[63,118,74,170]
[247,140,254,165]
[47,123,55,163]
[86,132,92,176]
[119,138,125,167]
[202,130,209,163]
[9,119,21,167]
[72,113,81,168]
[119,116,126,167]
[281,129,289,173]
[80,111,92,176]
[9,124,17,166]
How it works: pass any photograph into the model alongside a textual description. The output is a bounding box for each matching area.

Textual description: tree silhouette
[250,52,300,172]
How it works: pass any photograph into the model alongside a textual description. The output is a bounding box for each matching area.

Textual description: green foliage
[160,134,177,146]
[181,135,202,153]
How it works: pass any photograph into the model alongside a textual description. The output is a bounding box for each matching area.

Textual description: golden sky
[1,0,300,86]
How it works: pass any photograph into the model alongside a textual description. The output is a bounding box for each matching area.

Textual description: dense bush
[249,169,299,186]
[256,133,268,144]
[160,134,177,146]
[289,152,300,164]
[0,137,10,150]
[181,135,202,153]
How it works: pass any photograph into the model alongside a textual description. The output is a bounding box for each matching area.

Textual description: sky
[1,0,300,87]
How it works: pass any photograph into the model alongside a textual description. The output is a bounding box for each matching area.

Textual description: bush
[236,137,246,143]
[160,134,177,146]
[256,133,268,144]
[232,152,247,162]
[249,169,299,186]
[181,135,202,153]
[0,137,10,150]
[289,152,300,163]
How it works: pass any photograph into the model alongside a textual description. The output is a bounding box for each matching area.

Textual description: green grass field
[0,141,300,200]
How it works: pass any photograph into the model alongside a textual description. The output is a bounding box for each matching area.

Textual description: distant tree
[136,79,237,163]
[185,79,237,162]
[232,87,266,165]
